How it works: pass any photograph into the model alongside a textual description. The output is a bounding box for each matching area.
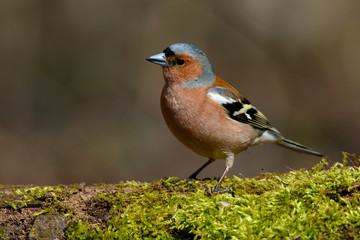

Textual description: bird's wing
[207,86,275,132]
[206,78,323,154]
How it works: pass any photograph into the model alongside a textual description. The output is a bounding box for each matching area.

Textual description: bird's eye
[176,59,185,66]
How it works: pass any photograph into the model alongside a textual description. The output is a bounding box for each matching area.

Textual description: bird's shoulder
[206,76,273,132]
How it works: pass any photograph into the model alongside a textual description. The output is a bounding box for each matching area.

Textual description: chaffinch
[146,42,324,193]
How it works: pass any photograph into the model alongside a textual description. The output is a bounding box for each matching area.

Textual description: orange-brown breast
[160,82,257,160]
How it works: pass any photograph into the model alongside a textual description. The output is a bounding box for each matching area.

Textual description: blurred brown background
[0,1,359,185]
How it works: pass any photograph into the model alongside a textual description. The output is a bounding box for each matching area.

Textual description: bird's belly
[161,86,256,159]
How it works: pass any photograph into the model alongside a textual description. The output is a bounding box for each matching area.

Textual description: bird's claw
[208,184,234,195]
[219,184,234,193]
[171,177,211,184]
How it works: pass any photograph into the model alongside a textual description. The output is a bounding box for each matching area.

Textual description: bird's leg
[187,158,216,181]
[213,166,230,192]
[213,154,234,193]
[171,158,215,184]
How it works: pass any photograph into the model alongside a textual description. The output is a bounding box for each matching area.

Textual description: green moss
[0,184,77,218]
[1,153,359,239]
[0,228,6,239]
[65,153,360,239]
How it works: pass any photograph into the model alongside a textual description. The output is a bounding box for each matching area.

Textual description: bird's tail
[277,138,325,157]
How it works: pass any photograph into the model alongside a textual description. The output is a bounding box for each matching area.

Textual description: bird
[146,42,324,193]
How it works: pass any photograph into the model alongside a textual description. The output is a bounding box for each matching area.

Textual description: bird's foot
[170,177,212,193]
[171,176,211,184]
[208,184,234,195]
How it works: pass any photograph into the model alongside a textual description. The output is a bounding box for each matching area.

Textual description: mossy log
[1,153,359,239]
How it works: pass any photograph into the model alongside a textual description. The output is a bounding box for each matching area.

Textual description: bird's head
[146,43,215,87]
